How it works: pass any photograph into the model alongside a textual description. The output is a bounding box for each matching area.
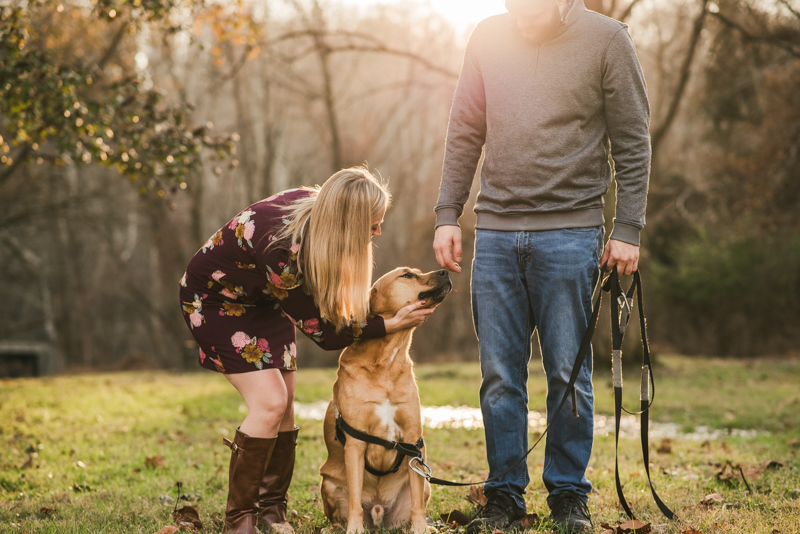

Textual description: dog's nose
[436,269,448,278]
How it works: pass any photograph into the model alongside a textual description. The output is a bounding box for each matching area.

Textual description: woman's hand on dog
[384,301,436,334]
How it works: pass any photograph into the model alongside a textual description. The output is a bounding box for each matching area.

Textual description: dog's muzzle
[418,270,452,305]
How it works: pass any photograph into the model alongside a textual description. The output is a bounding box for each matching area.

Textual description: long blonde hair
[272,167,391,330]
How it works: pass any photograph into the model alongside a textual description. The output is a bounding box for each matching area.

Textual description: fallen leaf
[146,455,165,469]
[699,493,724,506]
[153,527,180,534]
[518,513,540,528]
[619,519,651,533]
[75,460,86,469]
[680,528,704,534]
[173,505,203,530]
[656,438,672,454]
[440,510,471,526]
[466,486,488,507]
[763,460,784,470]
[715,460,739,485]
[210,513,224,528]
[40,506,56,515]
[21,453,38,469]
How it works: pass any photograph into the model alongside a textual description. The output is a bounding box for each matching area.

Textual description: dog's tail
[370,504,385,526]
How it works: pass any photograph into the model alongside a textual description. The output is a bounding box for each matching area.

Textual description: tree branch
[777,0,800,21]
[651,0,710,156]
[97,20,130,71]
[322,44,459,79]
[710,10,800,58]
[0,145,31,186]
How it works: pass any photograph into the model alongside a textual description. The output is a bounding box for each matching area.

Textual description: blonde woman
[179,167,434,534]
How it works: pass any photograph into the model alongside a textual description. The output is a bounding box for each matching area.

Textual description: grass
[1,355,799,534]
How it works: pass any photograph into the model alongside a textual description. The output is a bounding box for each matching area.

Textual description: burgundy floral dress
[179,188,386,374]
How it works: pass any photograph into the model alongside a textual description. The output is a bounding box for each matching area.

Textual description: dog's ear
[369,286,382,314]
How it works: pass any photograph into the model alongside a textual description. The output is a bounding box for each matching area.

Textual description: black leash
[608,270,676,520]
[334,266,607,486]
[334,268,676,520]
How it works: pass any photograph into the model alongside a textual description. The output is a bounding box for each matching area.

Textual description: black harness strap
[335,414,425,477]
[609,270,676,520]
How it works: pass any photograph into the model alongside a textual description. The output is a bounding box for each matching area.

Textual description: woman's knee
[247,392,289,420]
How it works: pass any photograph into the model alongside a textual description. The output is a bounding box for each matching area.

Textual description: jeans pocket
[596,225,606,261]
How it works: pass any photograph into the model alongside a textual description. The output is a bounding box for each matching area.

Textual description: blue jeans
[471,227,604,509]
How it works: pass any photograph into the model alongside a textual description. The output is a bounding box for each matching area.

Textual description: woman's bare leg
[225,369,288,438]
[279,369,296,432]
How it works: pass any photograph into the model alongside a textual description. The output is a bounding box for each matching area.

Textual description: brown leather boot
[257,427,299,532]
[223,428,277,534]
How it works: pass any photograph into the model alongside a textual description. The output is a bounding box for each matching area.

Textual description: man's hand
[433,225,462,273]
[600,239,639,275]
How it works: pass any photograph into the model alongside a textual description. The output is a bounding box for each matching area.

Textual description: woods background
[1,0,799,372]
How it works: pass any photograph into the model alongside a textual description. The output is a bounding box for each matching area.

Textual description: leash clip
[618,294,632,335]
[409,457,432,479]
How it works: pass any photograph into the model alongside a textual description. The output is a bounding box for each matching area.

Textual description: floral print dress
[179,188,386,374]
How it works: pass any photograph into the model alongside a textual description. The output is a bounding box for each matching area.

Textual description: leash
[608,270,675,520]
[334,266,607,486]
[334,268,676,520]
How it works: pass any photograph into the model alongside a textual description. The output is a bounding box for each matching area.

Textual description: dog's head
[370,267,452,317]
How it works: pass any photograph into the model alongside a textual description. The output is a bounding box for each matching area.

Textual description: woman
[179,167,434,534]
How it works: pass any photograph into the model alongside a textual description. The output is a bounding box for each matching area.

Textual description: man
[432,0,649,532]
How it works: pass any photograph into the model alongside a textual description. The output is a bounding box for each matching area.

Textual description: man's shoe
[547,492,592,533]
[465,489,527,534]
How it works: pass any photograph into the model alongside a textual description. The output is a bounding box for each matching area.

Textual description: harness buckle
[409,457,432,479]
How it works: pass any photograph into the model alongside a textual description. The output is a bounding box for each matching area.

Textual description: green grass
[1,355,799,533]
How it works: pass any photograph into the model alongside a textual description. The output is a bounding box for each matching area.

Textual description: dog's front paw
[410,519,431,534]
[345,521,364,534]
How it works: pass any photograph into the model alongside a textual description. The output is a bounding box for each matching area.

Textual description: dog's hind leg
[344,440,368,534]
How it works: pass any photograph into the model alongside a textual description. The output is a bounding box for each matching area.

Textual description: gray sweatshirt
[435,0,651,246]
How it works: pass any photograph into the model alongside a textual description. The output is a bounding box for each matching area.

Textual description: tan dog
[319,267,452,534]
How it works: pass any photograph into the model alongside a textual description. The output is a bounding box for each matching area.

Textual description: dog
[319,267,452,534]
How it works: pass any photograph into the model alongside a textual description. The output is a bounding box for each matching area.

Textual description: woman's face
[371,210,385,238]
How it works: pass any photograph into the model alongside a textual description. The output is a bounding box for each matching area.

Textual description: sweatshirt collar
[561,0,586,28]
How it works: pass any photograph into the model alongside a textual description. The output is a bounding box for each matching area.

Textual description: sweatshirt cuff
[434,208,461,228]
[609,221,641,246]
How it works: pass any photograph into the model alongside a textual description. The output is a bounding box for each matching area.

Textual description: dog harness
[333,410,427,478]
